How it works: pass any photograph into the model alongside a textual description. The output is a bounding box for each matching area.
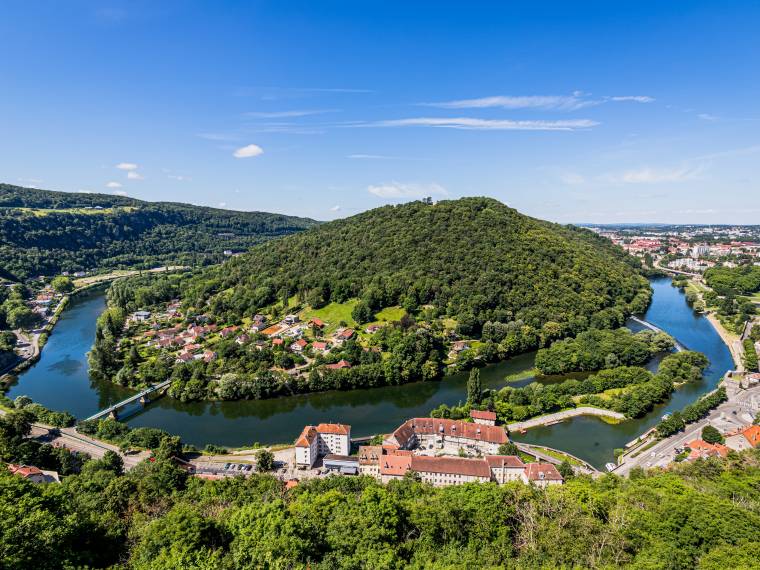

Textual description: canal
[5,277,733,467]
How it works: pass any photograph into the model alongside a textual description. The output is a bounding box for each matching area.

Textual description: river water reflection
[7,277,733,467]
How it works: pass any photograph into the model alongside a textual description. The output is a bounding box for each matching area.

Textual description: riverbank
[705,311,744,370]
[507,407,626,432]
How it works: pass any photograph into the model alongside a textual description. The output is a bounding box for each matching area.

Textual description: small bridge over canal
[84,379,171,421]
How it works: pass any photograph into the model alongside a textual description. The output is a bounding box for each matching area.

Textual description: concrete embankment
[507,407,626,433]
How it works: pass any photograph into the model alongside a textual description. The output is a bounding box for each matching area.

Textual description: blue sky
[2,1,759,223]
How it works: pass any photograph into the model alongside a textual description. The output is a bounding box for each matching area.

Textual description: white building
[295,423,351,467]
[384,418,509,456]
[470,409,497,426]
[486,455,526,483]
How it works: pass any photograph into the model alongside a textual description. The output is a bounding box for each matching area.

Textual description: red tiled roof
[485,455,525,469]
[524,463,563,481]
[687,439,729,458]
[316,423,350,436]
[295,426,318,447]
[312,341,328,350]
[391,418,508,447]
[338,328,355,339]
[310,318,325,327]
[7,464,43,478]
[326,359,351,370]
[470,410,497,421]
[741,425,760,447]
[379,454,412,476]
[411,455,491,478]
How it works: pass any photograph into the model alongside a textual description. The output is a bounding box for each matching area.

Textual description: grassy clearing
[372,306,405,322]
[531,446,582,466]
[301,300,358,333]
[8,206,137,217]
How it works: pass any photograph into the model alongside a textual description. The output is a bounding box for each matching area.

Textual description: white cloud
[112,190,128,196]
[367,181,448,199]
[233,144,264,158]
[698,113,718,121]
[348,154,396,160]
[127,171,143,180]
[607,96,655,103]
[167,174,192,181]
[330,205,341,211]
[245,109,335,118]
[106,181,123,188]
[608,165,704,184]
[425,94,654,111]
[115,162,138,171]
[426,95,597,111]
[362,117,598,131]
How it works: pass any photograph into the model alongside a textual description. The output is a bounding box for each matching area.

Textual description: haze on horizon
[1,1,759,224]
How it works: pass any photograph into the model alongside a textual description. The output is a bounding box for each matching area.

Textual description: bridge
[629,316,685,352]
[84,379,172,421]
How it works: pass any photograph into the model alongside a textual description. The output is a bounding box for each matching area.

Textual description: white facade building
[295,423,351,467]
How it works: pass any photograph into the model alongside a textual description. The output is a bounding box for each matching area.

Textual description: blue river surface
[6,277,733,467]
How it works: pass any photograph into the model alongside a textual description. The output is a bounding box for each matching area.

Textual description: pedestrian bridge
[84,379,172,422]
[630,316,686,352]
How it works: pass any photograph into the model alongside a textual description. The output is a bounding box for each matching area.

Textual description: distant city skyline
[2,1,759,223]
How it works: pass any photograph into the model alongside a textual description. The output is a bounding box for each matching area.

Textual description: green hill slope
[0,184,318,279]
[189,197,650,333]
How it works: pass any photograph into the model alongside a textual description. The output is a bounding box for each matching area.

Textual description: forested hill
[0,184,318,279]
[183,197,650,334]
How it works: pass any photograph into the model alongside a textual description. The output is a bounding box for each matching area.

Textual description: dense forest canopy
[0,184,318,279]
[704,264,760,296]
[1,402,759,570]
[177,197,650,335]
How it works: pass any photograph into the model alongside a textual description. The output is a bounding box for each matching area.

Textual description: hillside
[0,184,318,280]
[186,197,650,331]
[94,198,652,401]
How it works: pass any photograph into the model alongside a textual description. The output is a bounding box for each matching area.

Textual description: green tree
[701,425,724,444]
[50,275,74,293]
[497,442,520,456]
[255,449,275,472]
[467,367,482,405]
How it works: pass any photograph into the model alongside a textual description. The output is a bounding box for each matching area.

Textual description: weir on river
[6,278,734,469]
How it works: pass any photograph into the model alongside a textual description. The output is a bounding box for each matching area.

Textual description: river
[5,277,733,467]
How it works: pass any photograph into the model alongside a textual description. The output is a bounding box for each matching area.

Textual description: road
[0,408,150,471]
[507,407,626,432]
[613,380,760,476]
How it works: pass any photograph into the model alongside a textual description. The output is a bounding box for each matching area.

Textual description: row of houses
[357,445,562,488]
[680,425,760,462]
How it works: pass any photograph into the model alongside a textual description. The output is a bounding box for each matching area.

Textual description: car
[224,463,231,469]
[244,465,252,472]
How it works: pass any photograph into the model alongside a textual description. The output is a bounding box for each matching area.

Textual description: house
[725,425,760,451]
[470,409,497,426]
[272,338,284,347]
[486,455,526,484]
[295,423,351,467]
[220,326,238,338]
[384,418,509,455]
[521,463,564,488]
[312,341,329,354]
[335,328,355,342]
[284,314,301,325]
[451,340,470,353]
[285,479,299,490]
[235,334,250,345]
[309,318,326,329]
[358,445,384,478]
[202,350,217,363]
[290,338,308,352]
[176,353,193,364]
[685,439,730,461]
[253,340,268,351]
[325,359,351,370]
[365,324,382,334]
[6,464,59,484]
[133,310,151,322]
